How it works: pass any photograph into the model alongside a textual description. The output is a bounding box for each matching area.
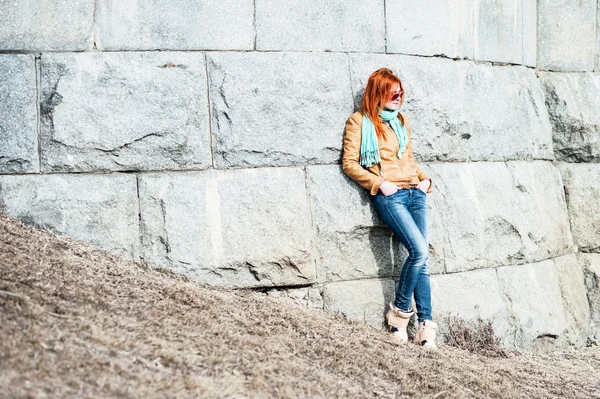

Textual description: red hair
[359,68,405,138]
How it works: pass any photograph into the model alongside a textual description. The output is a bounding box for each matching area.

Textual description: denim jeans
[372,187,432,322]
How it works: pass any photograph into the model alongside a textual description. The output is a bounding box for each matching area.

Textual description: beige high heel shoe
[413,319,439,350]
[385,302,414,345]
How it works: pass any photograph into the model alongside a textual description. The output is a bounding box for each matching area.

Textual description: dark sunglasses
[389,91,403,101]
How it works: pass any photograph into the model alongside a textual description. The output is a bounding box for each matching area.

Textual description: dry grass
[441,314,508,358]
[1,212,599,399]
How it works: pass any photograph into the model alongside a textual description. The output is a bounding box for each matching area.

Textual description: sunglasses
[389,91,403,101]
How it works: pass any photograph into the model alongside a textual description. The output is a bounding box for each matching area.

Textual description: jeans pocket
[384,188,402,198]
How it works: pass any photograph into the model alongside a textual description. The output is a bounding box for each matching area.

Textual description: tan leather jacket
[342,111,433,196]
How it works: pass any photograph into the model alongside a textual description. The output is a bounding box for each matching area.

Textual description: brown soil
[1,212,599,399]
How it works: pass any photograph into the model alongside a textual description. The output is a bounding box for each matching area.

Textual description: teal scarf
[360,107,408,168]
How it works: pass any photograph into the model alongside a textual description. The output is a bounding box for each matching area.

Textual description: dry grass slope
[1,212,599,399]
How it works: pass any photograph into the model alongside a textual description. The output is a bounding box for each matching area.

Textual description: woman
[342,68,438,349]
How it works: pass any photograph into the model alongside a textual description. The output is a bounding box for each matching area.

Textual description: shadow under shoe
[413,319,438,350]
[385,302,414,345]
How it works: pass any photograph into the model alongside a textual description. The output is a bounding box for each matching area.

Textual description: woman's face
[382,83,402,110]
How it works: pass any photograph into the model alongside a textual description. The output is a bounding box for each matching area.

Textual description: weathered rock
[538,0,596,71]
[349,54,553,162]
[496,259,568,350]
[40,52,211,173]
[386,0,473,59]
[0,174,140,260]
[138,168,315,288]
[0,55,38,173]
[554,254,591,347]
[474,0,537,66]
[580,253,600,344]
[256,0,384,52]
[539,72,600,162]
[322,278,397,328]
[207,52,353,168]
[96,0,254,50]
[265,286,324,309]
[0,0,94,51]
[597,10,600,72]
[427,161,573,273]
[430,268,513,347]
[306,165,394,282]
[557,163,600,252]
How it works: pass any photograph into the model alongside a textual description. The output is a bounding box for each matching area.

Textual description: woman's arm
[342,113,386,195]
[403,114,433,194]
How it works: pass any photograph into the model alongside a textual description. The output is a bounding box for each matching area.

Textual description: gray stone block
[539,72,600,162]
[386,0,474,59]
[427,161,573,273]
[0,0,94,51]
[554,254,591,347]
[0,55,38,173]
[266,286,324,309]
[430,268,513,347]
[40,52,211,172]
[0,174,140,260]
[306,165,394,282]
[474,0,536,66]
[522,0,537,67]
[580,253,600,326]
[256,0,385,52]
[207,52,354,168]
[538,0,596,71]
[322,278,397,328]
[95,0,254,50]
[349,54,553,162]
[138,168,315,288]
[497,259,569,350]
[597,6,600,72]
[557,163,600,252]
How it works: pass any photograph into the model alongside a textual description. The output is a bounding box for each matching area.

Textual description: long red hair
[359,68,405,138]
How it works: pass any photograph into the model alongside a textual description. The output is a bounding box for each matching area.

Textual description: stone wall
[1,0,599,350]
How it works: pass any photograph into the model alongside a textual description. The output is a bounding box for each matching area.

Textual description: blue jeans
[372,187,432,322]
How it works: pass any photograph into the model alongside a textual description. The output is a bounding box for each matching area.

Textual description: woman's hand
[379,181,399,196]
[416,179,431,194]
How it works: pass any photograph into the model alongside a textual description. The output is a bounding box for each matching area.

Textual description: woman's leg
[407,189,432,322]
[372,188,432,322]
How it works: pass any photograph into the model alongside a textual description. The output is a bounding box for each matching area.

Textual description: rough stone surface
[349,54,553,162]
[521,0,537,67]
[554,254,592,347]
[322,279,397,328]
[474,0,536,65]
[386,0,473,59]
[0,174,140,261]
[306,165,394,282]
[557,163,600,253]
[256,0,384,52]
[0,55,38,173]
[539,72,600,162]
[427,161,573,273]
[580,253,600,344]
[95,0,254,50]
[265,286,324,309]
[597,5,600,72]
[40,52,211,173]
[207,52,354,168]
[138,168,315,288]
[430,268,513,347]
[0,0,94,50]
[538,0,596,71]
[496,259,568,350]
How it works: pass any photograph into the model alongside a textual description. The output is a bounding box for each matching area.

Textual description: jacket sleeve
[403,115,433,194]
[342,113,385,195]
